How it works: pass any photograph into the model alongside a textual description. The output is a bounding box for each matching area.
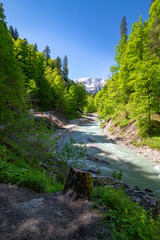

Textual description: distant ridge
[74,77,106,94]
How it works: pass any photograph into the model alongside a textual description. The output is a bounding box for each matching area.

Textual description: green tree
[115,16,128,71]
[54,56,62,75]
[36,52,52,110]
[43,45,51,61]
[8,25,14,38]
[62,55,69,84]
[0,3,26,133]
[8,25,19,40]
[14,27,19,40]
[34,43,38,52]
[120,16,127,40]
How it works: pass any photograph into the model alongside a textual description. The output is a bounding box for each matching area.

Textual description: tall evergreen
[43,45,51,61]
[54,56,62,74]
[34,43,38,52]
[114,16,128,71]
[62,55,68,84]
[14,27,19,40]
[120,16,127,40]
[8,25,14,38]
[8,25,19,40]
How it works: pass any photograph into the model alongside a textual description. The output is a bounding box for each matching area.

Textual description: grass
[92,186,160,240]
[142,135,160,150]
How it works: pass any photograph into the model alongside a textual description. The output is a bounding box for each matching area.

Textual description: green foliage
[61,138,87,159]
[0,115,64,193]
[60,138,87,168]
[111,169,122,181]
[6,116,57,165]
[0,159,63,193]
[84,94,96,113]
[119,118,129,128]
[138,119,160,150]
[94,1,160,148]
[92,187,160,239]
[0,4,26,130]
[0,144,7,161]
[67,112,83,120]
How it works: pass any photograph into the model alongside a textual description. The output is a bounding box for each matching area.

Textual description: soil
[0,183,105,240]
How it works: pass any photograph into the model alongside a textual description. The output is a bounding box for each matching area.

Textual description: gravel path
[0,184,104,240]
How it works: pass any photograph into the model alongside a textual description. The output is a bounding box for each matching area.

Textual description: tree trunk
[62,167,93,201]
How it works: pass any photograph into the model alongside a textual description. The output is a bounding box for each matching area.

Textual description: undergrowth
[92,187,160,239]
[0,160,63,193]
[104,114,160,151]
[67,112,83,120]
[0,116,64,193]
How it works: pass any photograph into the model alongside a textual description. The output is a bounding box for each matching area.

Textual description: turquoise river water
[57,120,160,201]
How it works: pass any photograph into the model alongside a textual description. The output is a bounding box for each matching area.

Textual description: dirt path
[0,184,103,240]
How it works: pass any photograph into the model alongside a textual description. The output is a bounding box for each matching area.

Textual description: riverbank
[55,113,160,167]
[102,118,160,166]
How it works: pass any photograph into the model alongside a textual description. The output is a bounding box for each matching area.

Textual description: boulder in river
[89,167,101,174]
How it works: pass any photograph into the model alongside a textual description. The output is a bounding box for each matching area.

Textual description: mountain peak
[74,77,106,94]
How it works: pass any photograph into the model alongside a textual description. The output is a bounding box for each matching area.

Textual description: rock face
[74,77,106,94]
[63,167,93,201]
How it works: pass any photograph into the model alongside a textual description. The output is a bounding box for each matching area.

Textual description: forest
[85,0,160,150]
[1,0,160,141]
[0,1,87,133]
[0,1,160,239]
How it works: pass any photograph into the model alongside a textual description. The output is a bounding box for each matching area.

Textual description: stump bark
[62,167,93,201]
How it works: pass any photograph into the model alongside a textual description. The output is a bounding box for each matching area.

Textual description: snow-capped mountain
[74,77,106,94]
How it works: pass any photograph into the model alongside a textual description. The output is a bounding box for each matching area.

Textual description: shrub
[111,169,122,181]
[92,187,160,239]
[0,160,63,193]
[120,118,129,128]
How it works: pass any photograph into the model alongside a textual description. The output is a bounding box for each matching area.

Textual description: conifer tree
[8,25,14,38]
[115,16,128,71]
[24,38,28,45]
[14,27,19,40]
[62,55,69,84]
[34,43,38,52]
[8,25,19,40]
[54,56,62,74]
[120,16,127,40]
[43,45,51,61]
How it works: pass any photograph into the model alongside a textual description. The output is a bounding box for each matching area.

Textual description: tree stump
[62,167,93,201]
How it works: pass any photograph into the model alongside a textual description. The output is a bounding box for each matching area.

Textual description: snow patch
[74,77,106,94]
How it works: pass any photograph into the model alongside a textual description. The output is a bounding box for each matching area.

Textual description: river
[57,116,160,201]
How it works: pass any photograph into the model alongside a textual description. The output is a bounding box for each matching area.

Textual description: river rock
[145,188,153,193]
[89,167,101,174]
[87,138,96,142]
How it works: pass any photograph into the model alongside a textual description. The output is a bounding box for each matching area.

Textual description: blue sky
[2,0,151,79]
